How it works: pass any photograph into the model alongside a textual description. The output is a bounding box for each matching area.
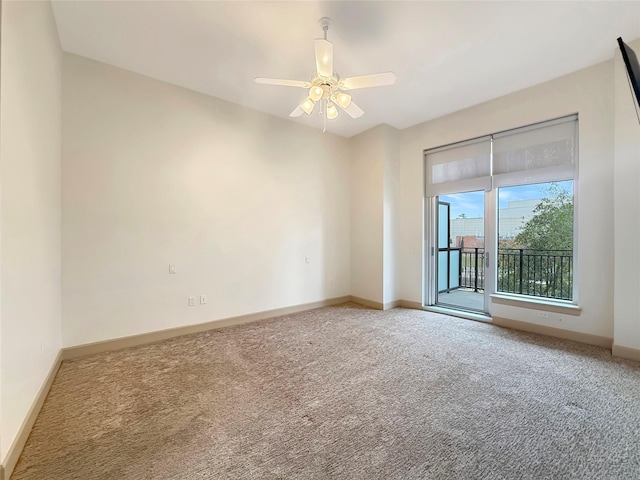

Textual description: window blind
[424,136,492,196]
[492,114,578,188]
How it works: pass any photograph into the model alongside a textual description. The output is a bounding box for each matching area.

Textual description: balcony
[439,248,574,309]
[497,248,573,301]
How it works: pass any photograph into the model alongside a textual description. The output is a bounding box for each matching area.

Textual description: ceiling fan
[255,17,396,130]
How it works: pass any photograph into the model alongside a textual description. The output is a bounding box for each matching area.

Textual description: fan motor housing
[311,73,340,99]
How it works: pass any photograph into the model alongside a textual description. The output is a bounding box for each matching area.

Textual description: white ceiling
[51,1,640,137]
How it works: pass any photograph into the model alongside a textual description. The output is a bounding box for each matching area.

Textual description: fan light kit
[255,17,396,131]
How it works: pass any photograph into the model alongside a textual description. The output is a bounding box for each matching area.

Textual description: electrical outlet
[305,256,310,264]
[188,296,196,306]
[169,264,176,274]
[537,312,549,318]
[200,295,207,305]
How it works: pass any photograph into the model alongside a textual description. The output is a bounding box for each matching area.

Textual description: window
[497,181,574,300]
[492,116,577,302]
[425,114,578,307]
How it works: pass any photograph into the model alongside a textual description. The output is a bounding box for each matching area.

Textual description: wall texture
[62,54,351,347]
[0,0,62,461]
[399,60,616,338]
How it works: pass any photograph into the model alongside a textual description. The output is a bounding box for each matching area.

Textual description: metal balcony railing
[457,248,573,301]
[460,248,485,292]
[497,248,573,300]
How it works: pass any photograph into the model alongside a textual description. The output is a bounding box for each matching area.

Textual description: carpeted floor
[11,304,640,479]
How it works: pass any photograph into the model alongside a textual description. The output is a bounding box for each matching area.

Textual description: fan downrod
[319,17,331,40]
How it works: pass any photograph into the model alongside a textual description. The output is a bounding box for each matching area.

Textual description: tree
[513,183,573,251]
[498,183,574,300]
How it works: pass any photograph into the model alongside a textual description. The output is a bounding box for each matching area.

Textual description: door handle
[485,252,490,268]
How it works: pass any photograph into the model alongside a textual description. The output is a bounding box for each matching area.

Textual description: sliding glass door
[424,115,578,317]
[424,135,493,316]
[436,192,487,313]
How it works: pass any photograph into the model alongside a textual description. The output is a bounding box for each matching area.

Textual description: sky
[439,181,573,219]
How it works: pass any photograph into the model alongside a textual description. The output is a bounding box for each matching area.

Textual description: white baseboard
[383,300,400,310]
[350,296,416,311]
[2,350,63,480]
[612,344,640,362]
[492,316,613,348]
[349,296,384,310]
[397,300,423,310]
[63,296,351,360]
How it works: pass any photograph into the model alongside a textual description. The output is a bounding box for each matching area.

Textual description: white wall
[399,60,615,338]
[350,126,385,303]
[62,54,351,347]
[382,126,401,306]
[0,0,62,461]
[614,37,640,352]
[350,123,401,307]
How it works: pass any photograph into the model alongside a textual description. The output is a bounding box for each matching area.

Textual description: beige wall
[350,123,401,308]
[350,126,385,304]
[399,60,616,338]
[382,126,401,306]
[62,54,351,347]
[0,0,62,460]
[614,37,640,352]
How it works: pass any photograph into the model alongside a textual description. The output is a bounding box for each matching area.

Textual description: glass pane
[497,181,574,300]
[438,204,449,248]
[441,191,485,250]
[450,250,460,289]
[438,251,448,292]
[437,191,485,312]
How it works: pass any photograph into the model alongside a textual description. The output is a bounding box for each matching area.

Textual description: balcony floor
[437,288,485,312]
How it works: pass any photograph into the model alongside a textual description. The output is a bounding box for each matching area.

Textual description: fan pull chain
[323,99,327,133]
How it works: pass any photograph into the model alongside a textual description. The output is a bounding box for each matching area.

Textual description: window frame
[423,114,579,308]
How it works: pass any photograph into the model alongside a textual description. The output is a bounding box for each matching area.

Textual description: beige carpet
[11,304,640,479]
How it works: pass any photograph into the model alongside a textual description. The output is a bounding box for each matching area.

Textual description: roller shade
[425,136,492,196]
[492,115,577,188]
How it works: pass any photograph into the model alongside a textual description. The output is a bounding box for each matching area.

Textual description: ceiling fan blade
[342,100,364,119]
[290,105,304,117]
[255,78,310,88]
[330,94,364,118]
[314,39,333,77]
[340,72,396,90]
